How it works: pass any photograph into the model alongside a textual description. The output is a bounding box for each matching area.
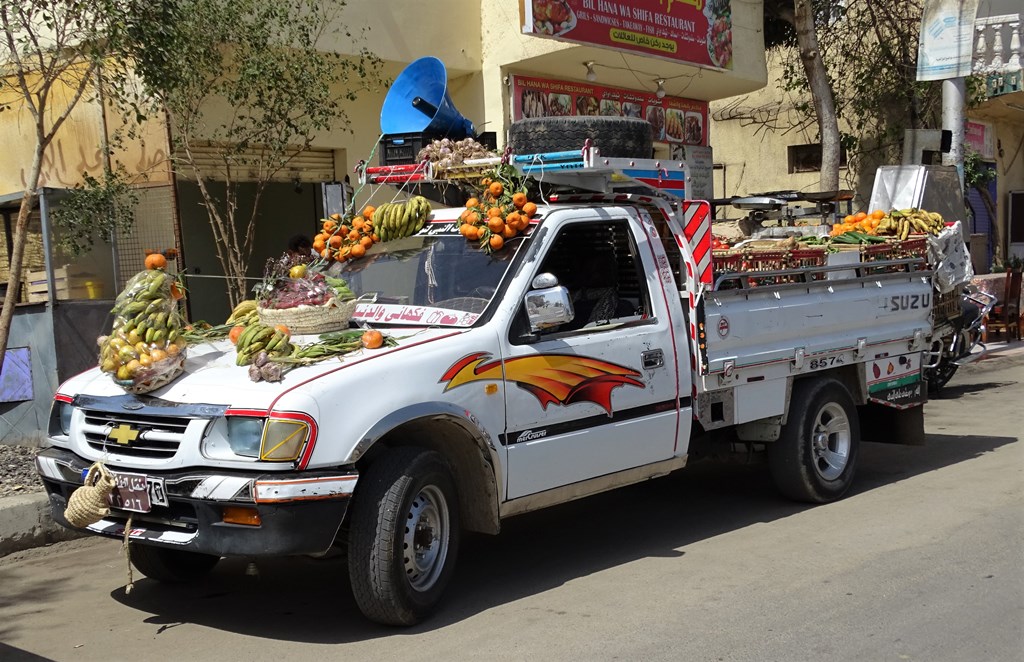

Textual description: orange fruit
[145,253,168,270]
[370,233,379,243]
[502,224,517,239]
[464,225,480,241]
[338,225,350,236]
[312,238,326,253]
[348,230,360,241]
[522,201,538,217]
[150,348,168,362]
[871,209,885,220]
[229,325,246,345]
[361,329,384,350]
[350,243,366,258]
[487,206,504,218]
[487,217,505,233]
[843,215,855,224]
[506,211,521,227]
[362,205,375,220]
[352,217,366,230]
[854,211,868,221]
[323,219,338,233]
[359,235,373,249]
[480,177,492,187]
[466,211,480,225]
[512,192,527,208]
[488,182,504,197]
[273,324,291,335]
[488,234,504,251]
[170,282,184,301]
[329,235,343,248]
[466,197,480,209]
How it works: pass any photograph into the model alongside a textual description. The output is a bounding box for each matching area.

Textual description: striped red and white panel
[679,201,712,285]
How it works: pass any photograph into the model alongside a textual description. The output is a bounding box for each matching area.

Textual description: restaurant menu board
[512,74,709,146]
[522,0,733,70]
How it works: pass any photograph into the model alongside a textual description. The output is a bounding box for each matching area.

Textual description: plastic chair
[985,270,1022,341]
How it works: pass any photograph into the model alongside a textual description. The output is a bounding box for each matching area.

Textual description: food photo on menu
[684,112,703,144]
[548,93,572,116]
[646,105,666,141]
[521,88,548,118]
[622,102,642,118]
[666,108,684,142]
[600,99,622,116]
[531,0,576,36]
[704,0,733,68]
[576,95,599,116]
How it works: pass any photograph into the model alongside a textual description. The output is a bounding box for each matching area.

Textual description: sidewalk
[3,340,1023,558]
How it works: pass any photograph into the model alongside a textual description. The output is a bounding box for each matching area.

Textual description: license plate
[80,470,168,513]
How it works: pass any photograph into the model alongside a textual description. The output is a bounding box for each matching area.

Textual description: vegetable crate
[712,247,827,287]
[843,236,929,276]
[380,132,433,166]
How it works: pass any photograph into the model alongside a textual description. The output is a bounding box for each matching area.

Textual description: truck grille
[81,409,192,459]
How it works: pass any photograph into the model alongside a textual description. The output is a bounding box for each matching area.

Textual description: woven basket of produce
[258,297,357,335]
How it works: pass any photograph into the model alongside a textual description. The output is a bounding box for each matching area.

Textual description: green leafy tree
[764,0,945,186]
[123,0,384,308]
[0,0,131,365]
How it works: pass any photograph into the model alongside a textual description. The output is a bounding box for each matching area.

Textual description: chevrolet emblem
[108,423,139,445]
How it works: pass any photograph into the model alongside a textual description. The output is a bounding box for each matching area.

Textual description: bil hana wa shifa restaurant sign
[511,74,709,146]
[522,0,733,70]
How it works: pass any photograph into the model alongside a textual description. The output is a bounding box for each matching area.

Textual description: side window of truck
[510,218,652,342]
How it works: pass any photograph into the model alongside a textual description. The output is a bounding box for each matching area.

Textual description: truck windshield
[336,227,527,327]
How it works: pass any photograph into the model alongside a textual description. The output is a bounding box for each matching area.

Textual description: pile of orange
[312,209,380,262]
[830,209,885,237]
[458,180,537,253]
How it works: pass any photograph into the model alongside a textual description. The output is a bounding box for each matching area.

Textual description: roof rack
[356,145,692,202]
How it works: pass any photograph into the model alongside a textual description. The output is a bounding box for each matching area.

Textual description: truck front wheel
[769,379,860,503]
[348,447,460,626]
[128,543,220,583]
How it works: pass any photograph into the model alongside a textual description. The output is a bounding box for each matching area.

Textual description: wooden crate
[24,266,98,302]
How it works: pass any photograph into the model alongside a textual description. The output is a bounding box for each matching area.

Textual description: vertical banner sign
[522,0,733,70]
[511,74,709,146]
[916,0,979,81]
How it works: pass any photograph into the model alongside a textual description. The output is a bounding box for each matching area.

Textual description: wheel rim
[810,402,851,481]
[402,484,449,593]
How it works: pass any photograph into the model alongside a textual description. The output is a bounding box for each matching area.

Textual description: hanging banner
[511,74,709,146]
[521,0,733,70]
[916,0,979,81]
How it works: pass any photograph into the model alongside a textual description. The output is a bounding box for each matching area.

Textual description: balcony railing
[974,13,1022,96]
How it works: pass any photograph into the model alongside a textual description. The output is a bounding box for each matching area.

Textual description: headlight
[260,419,310,462]
[226,416,265,457]
[48,399,74,437]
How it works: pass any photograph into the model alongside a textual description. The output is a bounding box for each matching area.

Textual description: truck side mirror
[525,273,574,332]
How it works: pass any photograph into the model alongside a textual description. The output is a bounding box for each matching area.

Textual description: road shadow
[0,643,57,662]
[105,430,1017,643]
[929,380,1017,400]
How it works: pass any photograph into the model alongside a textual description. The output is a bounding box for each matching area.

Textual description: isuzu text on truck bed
[37,146,948,625]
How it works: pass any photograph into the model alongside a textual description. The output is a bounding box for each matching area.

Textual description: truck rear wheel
[128,543,220,583]
[769,379,860,503]
[508,116,653,159]
[348,447,460,626]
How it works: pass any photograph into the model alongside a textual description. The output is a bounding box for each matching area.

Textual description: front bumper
[36,447,357,557]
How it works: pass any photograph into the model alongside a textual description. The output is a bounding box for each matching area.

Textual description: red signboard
[522,0,733,70]
[511,74,709,146]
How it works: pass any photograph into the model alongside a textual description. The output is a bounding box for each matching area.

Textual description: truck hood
[59,327,463,410]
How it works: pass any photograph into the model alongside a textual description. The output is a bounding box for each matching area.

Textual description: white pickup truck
[37,153,937,626]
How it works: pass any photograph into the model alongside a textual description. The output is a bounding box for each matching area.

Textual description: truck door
[501,209,691,499]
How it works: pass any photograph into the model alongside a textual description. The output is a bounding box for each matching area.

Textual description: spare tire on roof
[508,116,653,159]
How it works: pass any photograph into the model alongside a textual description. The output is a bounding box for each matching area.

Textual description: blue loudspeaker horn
[380,57,474,139]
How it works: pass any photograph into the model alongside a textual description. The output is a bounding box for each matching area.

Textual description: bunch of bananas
[877,209,945,240]
[235,323,294,366]
[227,299,258,325]
[101,269,187,384]
[373,196,432,242]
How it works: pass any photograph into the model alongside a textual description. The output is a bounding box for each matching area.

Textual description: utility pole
[941,77,966,188]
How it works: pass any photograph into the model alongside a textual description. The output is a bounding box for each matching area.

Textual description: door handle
[641,349,664,370]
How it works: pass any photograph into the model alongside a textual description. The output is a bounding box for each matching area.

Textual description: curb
[0,493,84,558]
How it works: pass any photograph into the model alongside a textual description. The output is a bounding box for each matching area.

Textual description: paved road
[2,357,1022,662]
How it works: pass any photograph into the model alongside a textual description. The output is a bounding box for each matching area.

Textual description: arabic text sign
[511,74,709,146]
[916,0,979,81]
[522,0,733,70]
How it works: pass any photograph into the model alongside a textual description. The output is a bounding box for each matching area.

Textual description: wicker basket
[113,355,185,395]
[258,297,357,335]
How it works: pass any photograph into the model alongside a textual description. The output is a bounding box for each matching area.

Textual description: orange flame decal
[441,352,643,415]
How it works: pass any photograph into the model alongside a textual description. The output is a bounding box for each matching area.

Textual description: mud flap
[858,403,926,446]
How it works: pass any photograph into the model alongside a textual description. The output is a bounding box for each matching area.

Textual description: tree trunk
[793,0,841,192]
[0,147,44,366]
